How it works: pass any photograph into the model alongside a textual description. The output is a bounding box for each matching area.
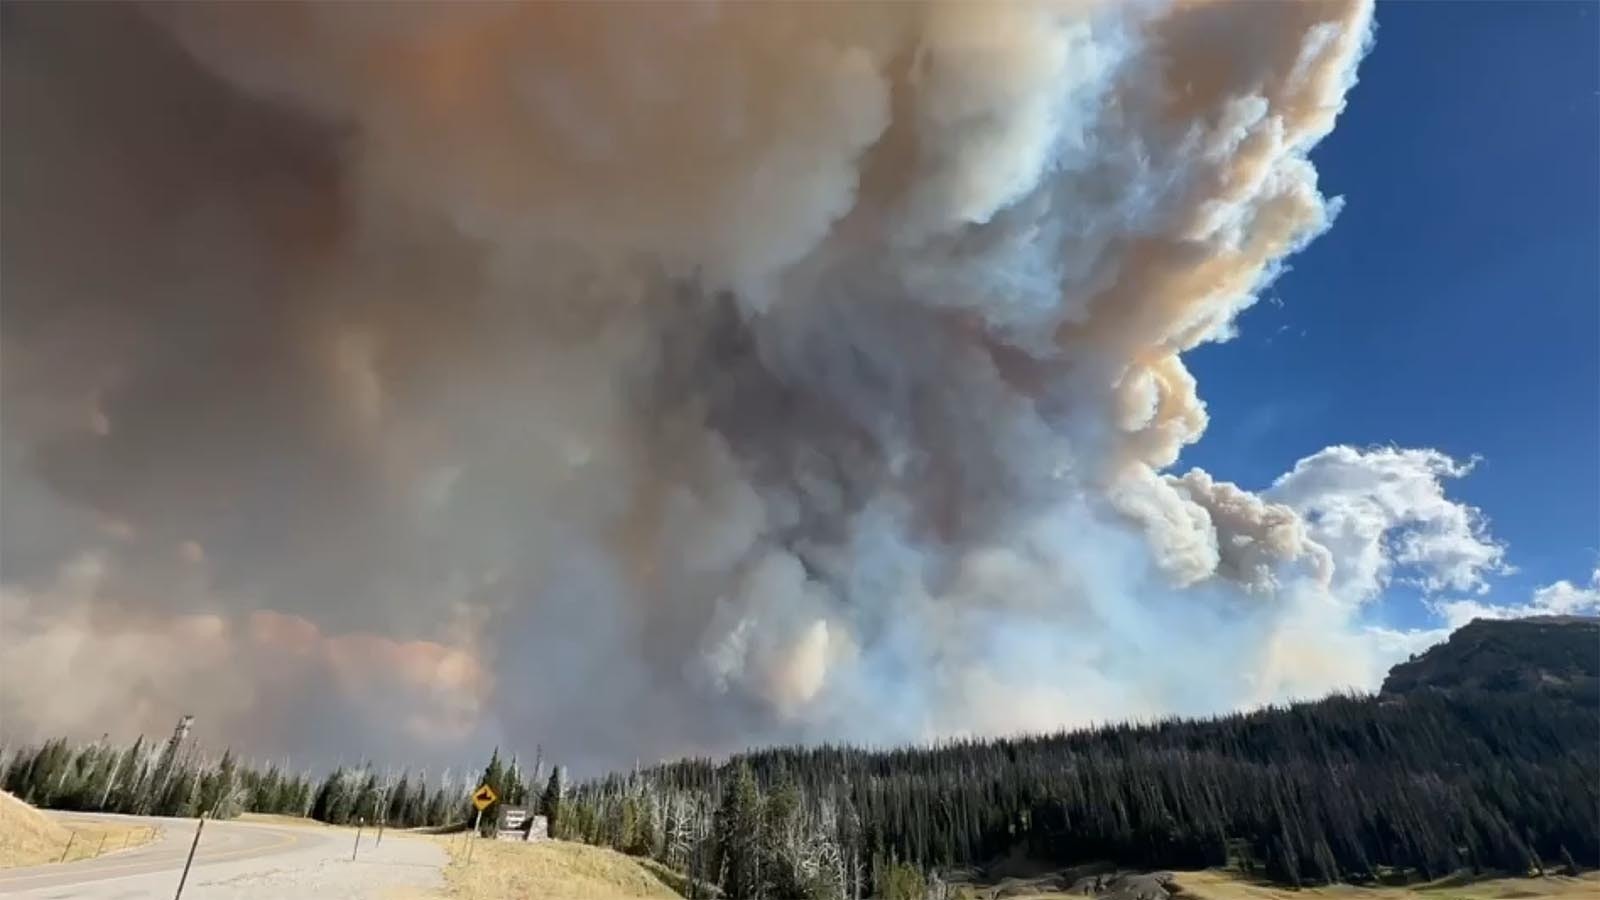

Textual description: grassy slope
[419,837,1600,900]
[1173,870,1600,900]
[431,836,685,899]
[952,869,1600,900]
[0,790,158,868]
[417,839,1600,900]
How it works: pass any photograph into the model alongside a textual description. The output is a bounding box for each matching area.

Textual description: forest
[543,619,1600,897]
[555,688,1597,898]
[5,619,1596,899]
[0,733,549,836]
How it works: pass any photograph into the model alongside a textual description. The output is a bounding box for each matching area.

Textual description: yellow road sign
[471,784,497,811]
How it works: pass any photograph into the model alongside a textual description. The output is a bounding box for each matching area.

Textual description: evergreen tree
[387,774,410,827]
[473,748,506,834]
[713,763,764,900]
[426,786,452,828]
[311,768,348,824]
[403,777,427,827]
[352,771,381,825]
[541,767,565,834]
[197,749,238,817]
[505,756,526,807]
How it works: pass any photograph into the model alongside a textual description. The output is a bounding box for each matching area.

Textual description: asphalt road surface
[0,812,445,899]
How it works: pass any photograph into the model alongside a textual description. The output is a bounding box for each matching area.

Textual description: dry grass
[431,835,685,899]
[410,838,1600,900]
[0,790,158,868]
[951,869,1600,900]
[1173,869,1600,900]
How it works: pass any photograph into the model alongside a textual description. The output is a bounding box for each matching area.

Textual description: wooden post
[173,814,206,900]
[352,817,364,861]
[97,833,109,857]
[57,830,77,863]
[376,817,385,847]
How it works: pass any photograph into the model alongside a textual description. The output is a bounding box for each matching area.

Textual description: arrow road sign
[471,784,498,811]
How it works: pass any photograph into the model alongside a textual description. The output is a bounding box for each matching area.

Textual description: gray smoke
[0,1,1524,771]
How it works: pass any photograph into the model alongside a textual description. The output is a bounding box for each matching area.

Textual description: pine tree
[404,777,428,827]
[352,771,381,825]
[202,749,239,817]
[426,786,452,828]
[713,763,764,900]
[541,767,565,834]
[473,749,506,834]
[82,740,119,810]
[760,781,804,898]
[505,757,525,807]
[387,774,410,827]
[311,768,347,824]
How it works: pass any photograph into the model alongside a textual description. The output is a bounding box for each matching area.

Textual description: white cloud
[1267,445,1510,605]
[1431,568,1600,629]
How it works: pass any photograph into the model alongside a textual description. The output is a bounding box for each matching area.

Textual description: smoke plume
[0,1,1537,770]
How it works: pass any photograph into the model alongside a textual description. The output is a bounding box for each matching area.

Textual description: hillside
[0,790,73,868]
[560,617,1599,895]
[941,867,1600,900]
[1382,616,1599,701]
[0,790,154,868]
[433,836,685,899]
[1171,869,1600,900]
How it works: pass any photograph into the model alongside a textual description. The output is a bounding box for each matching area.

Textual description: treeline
[6,655,1594,897]
[557,689,1597,897]
[555,759,924,900]
[0,734,543,833]
[0,736,274,821]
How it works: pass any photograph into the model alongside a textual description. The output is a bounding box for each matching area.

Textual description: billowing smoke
[0,1,1539,770]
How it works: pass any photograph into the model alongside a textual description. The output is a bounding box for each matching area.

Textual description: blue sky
[1180,1,1599,629]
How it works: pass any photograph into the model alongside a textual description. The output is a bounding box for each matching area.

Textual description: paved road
[0,812,445,899]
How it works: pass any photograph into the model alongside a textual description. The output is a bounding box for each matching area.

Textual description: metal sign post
[465,783,497,864]
[173,814,207,900]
